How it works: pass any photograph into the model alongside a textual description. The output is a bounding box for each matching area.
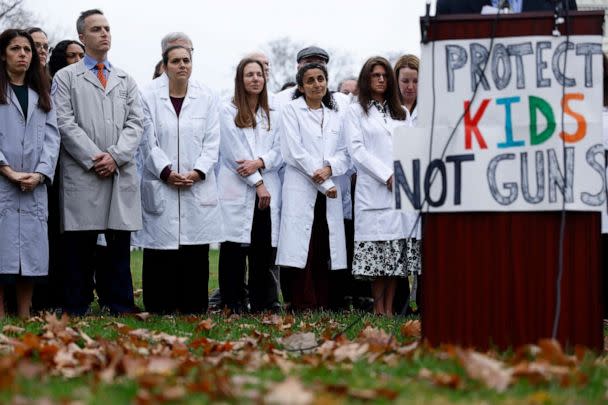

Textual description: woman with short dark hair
[276,63,350,310]
[0,29,60,318]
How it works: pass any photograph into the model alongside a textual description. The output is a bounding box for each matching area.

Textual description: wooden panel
[421,11,604,41]
[421,212,603,351]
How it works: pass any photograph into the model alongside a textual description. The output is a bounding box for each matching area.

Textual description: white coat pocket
[192,177,218,206]
[141,180,166,214]
[356,174,392,210]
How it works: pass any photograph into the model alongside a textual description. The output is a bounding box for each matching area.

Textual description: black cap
[296,46,330,63]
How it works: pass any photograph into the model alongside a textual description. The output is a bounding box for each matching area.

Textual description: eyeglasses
[34,42,49,51]
[371,73,387,80]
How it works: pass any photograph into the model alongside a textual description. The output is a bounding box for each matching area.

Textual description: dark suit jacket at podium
[436,0,577,15]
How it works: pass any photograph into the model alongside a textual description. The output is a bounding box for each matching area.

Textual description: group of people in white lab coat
[132,40,424,315]
[0,9,423,317]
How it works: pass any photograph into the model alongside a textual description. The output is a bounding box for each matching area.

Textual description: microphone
[421,0,431,44]
[552,0,565,36]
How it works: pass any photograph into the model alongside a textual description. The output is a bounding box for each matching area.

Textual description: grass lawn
[0,250,605,404]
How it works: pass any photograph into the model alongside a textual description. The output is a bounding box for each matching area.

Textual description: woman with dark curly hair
[276,63,350,310]
[48,40,85,78]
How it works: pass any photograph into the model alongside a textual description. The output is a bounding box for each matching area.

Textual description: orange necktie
[96,63,107,88]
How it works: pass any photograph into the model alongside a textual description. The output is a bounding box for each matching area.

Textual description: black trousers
[32,164,63,311]
[143,244,209,314]
[219,201,278,312]
[62,230,135,315]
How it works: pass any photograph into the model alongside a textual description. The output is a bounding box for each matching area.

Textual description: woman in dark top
[0,29,60,318]
[133,45,223,314]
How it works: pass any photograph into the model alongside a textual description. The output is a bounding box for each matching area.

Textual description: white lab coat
[276,97,350,270]
[345,103,420,241]
[133,79,223,249]
[405,105,418,128]
[218,102,283,246]
[273,87,353,219]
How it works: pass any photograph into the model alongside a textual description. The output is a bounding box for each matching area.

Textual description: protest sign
[394,35,605,212]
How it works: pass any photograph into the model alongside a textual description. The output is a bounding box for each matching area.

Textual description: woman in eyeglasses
[345,56,413,316]
[0,29,60,318]
[27,28,49,68]
[31,39,86,312]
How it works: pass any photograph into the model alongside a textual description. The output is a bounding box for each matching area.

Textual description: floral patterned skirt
[352,238,421,280]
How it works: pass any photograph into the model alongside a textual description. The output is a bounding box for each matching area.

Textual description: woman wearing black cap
[276,63,349,310]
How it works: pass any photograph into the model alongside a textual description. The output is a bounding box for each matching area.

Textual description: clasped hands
[0,166,43,192]
[93,152,117,178]
[236,158,264,177]
[312,166,337,199]
[167,170,201,188]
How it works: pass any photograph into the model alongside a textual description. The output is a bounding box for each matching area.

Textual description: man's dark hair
[76,9,104,35]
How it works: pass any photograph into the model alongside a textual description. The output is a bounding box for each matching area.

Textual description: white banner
[394,35,606,213]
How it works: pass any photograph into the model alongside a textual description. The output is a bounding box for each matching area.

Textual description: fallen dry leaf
[457,349,512,392]
[196,318,215,332]
[135,312,151,321]
[265,377,314,405]
[280,332,317,353]
[333,343,369,363]
[2,325,25,335]
[400,320,421,338]
[418,367,463,389]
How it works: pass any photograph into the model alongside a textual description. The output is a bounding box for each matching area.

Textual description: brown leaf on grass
[418,367,463,389]
[43,313,69,334]
[2,325,25,335]
[280,332,317,353]
[457,349,512,392]
[146,356,180,375]
[537,339,577,367]
[265,377,314,405]
[400,320,421,338]
[333,343,369,363]
[263,314,284,326]
[375,387,399,400]
[135,312,151,321]
[159,385,187,401]
[196,318,215,332]
[122,355,148,378]
[359,326,392,348]
[348,388,376,400]
[316,340,336,360]
[511,361,570,385]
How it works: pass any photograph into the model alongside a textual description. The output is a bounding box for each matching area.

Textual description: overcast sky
[25,0,435,93]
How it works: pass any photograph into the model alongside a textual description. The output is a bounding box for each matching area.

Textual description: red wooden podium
[420,11,605,351]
